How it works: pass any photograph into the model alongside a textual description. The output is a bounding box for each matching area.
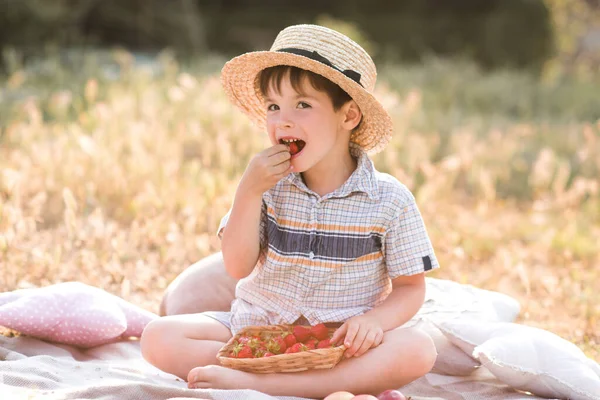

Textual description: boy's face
[263,73,355,173]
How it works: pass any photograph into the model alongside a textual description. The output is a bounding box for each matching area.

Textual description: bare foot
[187,365,256,390]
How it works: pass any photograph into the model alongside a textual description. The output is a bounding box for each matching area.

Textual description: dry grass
[0,50,598,361]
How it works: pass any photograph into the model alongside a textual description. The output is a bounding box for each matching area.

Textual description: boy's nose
[277,117,294,129]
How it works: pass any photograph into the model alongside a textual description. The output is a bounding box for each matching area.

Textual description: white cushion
[435,319,600,400]
[401,278,521,376]
[420,278,521,322]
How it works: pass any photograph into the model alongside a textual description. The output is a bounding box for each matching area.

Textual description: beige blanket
[0,330,549,399]
[0,278,557,399]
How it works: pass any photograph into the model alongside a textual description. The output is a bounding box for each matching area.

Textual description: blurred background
[0,1,598,358]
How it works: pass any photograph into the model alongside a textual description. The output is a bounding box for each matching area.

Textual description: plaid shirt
[218,146,439,334]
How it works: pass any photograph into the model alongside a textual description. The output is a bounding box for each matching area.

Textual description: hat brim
[220,51,393,154]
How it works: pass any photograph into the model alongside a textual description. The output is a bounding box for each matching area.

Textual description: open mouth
[279,138,306,156]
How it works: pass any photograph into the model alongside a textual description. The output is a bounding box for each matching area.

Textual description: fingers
[269,149,291,166]
[331,324,347,346]
[373,330,384,348]
[337,323,385,358]
[344,325,367,358]
[353,330,379,357]
[264,143,291,157]
[342,323,359,353]
[332,319,384,358]
[270,160,292,176]
[254,144,291,178]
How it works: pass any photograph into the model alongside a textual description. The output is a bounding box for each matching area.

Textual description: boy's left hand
[330,314,384,358]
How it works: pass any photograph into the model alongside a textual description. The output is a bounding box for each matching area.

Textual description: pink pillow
[0,282,158,348]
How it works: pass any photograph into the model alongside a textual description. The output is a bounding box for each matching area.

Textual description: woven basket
[217,324,346,373]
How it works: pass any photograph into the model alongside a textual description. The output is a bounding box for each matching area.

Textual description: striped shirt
[218,145,439,334]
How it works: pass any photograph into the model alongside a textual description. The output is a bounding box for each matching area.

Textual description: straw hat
[220,24,393,154]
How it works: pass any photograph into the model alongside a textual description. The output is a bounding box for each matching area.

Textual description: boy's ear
[341,100,362,131]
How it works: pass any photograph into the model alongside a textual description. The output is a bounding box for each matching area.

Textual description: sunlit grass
[0,50,598,361]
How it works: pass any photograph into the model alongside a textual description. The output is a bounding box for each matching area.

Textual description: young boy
[141,24,439,397]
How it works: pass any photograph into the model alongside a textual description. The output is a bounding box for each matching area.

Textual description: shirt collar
[285,144,379,201]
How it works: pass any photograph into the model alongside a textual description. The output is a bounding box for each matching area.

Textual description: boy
[141,24,439,397]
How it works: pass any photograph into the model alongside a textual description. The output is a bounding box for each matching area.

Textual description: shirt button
[309,251,314,259]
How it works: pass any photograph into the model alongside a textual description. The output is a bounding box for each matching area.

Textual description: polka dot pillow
[0,281,158,348]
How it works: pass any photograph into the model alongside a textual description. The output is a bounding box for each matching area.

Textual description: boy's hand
[238,144,292,197]
[331,314,384,358]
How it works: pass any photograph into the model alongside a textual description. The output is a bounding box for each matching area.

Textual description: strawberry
[305,338,319,349]
[229,342,244,357]
[237,335,251,344]
[266,335,287,354]
[285,342,308,353]
[283,333,297,347]
[317,339,332,349]
[237,345,254,358]
[293,325,312,343]
[263,352,275,357]
[310,323,330,340]
[245,337,263,351]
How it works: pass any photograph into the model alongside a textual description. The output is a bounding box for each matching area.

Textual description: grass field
[0,49,598,360]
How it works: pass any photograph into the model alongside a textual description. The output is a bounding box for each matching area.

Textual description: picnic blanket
[0,335,546,400]
[1,278,598,400]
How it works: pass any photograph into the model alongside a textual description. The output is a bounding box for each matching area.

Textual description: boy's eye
[298,102,311,109]
[267,104,279,111]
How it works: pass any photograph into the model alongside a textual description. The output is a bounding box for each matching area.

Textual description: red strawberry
[305,338,319,349]
[266,335,287,354]
[263,352,275,357]
[286,342,308,353]
[245,337,263,351]
[293,325,312,343]
[283,333,297,347]
[237,345,254,358]
[229,342,244,357]
[253,346,268,358]
[310,323,330,340]
[237,335,251,344]
[317,339,332,349]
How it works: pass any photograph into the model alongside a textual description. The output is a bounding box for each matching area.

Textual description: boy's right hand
[238,144,292,197]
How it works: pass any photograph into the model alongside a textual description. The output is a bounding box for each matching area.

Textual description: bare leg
[187,326,437,397]
[140,313,232,380]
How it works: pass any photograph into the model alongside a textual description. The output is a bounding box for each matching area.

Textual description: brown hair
[258,66,352,111]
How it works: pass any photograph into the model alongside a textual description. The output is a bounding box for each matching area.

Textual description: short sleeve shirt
[217,146,439,334]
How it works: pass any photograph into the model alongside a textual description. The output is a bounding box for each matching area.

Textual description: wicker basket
[217,324,346,373]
